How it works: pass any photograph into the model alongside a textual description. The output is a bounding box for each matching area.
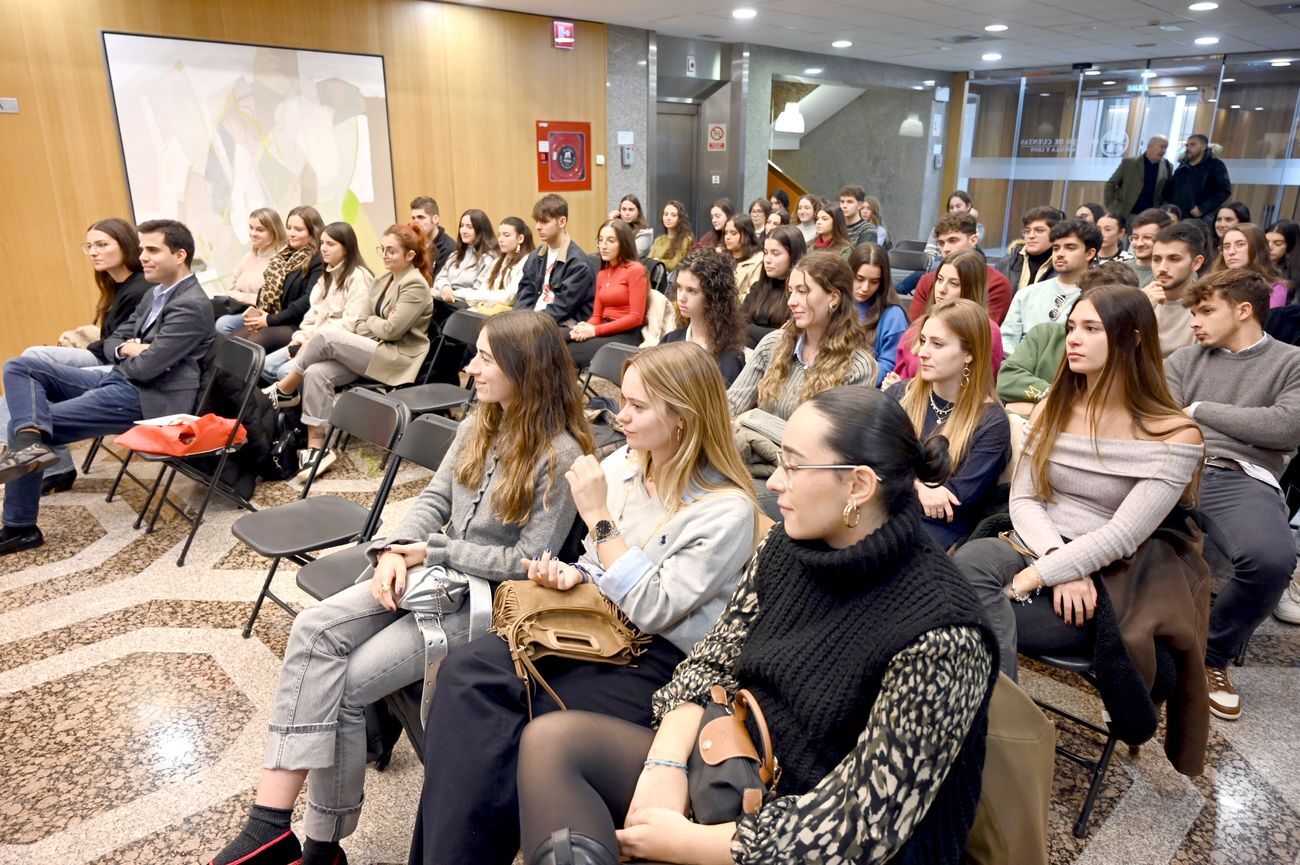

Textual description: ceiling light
[732,7,757,19]
[1272,59,1293,67]
[1141,70,1158,78]
[1208,98,1217,102]
[982,52,1002,61]
[1222,77,1236,82]
[1230,103,1241,108]
[913,85,925,90]
[1084,70,1101,76]
[923,79,936,86]
[773,102,805,134]
[1189,1,1218,9]
[1103,80,1116,85]
[1194,36,1219,45]
[1185,85,1198,90]
[1256,106,1265,110]
[899,113,924,137]
[804,67,823,74]
[832,39,853,48]
[985,23,1009,32]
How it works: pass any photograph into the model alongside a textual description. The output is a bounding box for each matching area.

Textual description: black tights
[518,711,654,863]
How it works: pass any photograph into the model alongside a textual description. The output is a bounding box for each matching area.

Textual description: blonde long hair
[622,342,759,524]
[899,299,997,468]
[757,251,869,407]
[456,312,595,523]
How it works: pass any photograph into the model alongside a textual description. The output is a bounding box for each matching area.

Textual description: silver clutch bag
[398,565,471,617]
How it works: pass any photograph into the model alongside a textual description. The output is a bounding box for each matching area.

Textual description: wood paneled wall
[0,0,608,365]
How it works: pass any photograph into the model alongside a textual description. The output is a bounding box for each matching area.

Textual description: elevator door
[654,104,698,229]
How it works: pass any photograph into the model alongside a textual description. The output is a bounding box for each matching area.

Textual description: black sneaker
[0,525,44,556]
[0,442,59,485]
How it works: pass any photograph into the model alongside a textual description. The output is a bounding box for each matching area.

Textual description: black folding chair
[894,239,928,252]
[232,390,409,637]
[125,337,266,566]
[296,414,461,602]
[385,309,488,418]
[582,342,638,451]
[887,248,932,273]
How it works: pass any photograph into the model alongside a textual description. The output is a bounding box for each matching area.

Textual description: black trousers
[407,632,685,865]
[567,329,640,370]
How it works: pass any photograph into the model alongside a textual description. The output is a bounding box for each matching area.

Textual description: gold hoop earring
[961,365,971,389]
[842,501,861,529]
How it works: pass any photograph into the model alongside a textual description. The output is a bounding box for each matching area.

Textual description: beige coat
[356,266,434,385]
[734,252,764,302]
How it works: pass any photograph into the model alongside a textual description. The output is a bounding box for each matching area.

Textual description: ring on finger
[379,586,391,594]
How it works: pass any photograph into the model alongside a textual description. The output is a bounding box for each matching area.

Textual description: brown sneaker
[1206,666,1241,720]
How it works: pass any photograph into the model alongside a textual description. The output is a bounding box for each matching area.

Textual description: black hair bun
[914,435,953,486]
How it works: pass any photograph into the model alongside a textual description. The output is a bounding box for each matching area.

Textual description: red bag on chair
[114,413,247,457]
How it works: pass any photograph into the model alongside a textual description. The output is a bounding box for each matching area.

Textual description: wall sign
[553,21,575,50]
[536,120,592,191]
[707,122,727,152]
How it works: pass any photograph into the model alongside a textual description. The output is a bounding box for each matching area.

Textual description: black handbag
[687,685,780,824]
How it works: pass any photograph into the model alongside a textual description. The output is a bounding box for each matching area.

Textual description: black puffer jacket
[192,336,277,500]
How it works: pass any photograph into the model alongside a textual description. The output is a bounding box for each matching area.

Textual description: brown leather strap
[736,688,778,787]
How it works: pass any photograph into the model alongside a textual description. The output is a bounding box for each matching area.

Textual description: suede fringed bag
[491,581,649,717]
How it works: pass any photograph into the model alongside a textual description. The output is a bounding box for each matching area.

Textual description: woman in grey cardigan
[407,341,763,865]
[209,312,593,865]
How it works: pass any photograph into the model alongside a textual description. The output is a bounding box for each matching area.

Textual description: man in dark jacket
[410,196,457,281]
[514,194,595,325]
[1164,134,1232,225]
[1104,135,1173,222]
[995,205,1063,294]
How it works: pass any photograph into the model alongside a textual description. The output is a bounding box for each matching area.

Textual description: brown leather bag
[491,580,649,716]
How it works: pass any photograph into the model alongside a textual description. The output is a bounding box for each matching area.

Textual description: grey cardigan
[366,416,583,580]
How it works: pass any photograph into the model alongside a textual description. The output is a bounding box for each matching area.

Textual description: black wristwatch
[593,519,621,544]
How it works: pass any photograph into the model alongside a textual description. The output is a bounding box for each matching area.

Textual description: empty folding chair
[894,239,929,252]
[232,389,409,637]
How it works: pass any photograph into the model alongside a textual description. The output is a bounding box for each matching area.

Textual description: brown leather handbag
[687,685,780,824]
[491,580,648,716]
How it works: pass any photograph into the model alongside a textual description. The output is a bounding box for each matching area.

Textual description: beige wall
[0,0,608,365]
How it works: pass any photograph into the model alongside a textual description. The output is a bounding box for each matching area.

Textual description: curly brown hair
[675,248,745,360]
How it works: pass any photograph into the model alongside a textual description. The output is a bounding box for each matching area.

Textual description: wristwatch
[593,519,621,544]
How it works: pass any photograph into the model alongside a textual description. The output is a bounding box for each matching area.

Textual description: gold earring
[961,365,971,388]
[842,501,861,528]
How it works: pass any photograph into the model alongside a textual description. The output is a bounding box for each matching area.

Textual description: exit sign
[553,21,575,50]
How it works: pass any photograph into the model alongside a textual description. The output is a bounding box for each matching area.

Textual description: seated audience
[261,222,374,384]
[646,200,693,271]
[1075,202,1104,224]
[215,205,319,336]
[1265,219,1300,302]
[954,285,1203,679]
[765,206,790,233]
[747,197,773,244]
[908,212,1013,324]
[925,189,985,256]
[229,206,326,353]
[1095,209,1134,264]
[692,198,733,252]
[769,188,790,212]
[1212,223,1289,308]
[515,385,998,865]
[1125,206,1175,285]
[722,215,764,300]
[207,311,590,865]
[611,194,654,258]
[0,220,213,555]
[1143,221,1206,357]
[850,243,909,384]
[432,209,498,305]
[998,263,1138,415]
[814,199,854,259]
[1165,269,1300,720]
[839,184,878,247]
[862,195,889,247]
[795,194,818,245]
[996,205,1061,292]
[1001,218,1100,354]
[410,195,456,281]
[887,299,1011,549]
[741,225,804,347]
[892,251,1005,381]
[568,219,648,368]
[460,216,534,310]
[211,207,285,321]
[264,222,433,479]
[1214,201,1251,251]
[407,342,761,865]
[662,248,747,386]
[514,194,595,326]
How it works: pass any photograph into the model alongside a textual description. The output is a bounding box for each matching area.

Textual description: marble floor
[1,439,1299,865]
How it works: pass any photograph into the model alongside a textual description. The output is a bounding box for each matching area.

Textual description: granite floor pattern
[1,439,1299,865]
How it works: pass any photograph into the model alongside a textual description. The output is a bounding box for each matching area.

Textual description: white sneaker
[263,383,301,409]
[1274,579,1300,625]
[294,448,337,484]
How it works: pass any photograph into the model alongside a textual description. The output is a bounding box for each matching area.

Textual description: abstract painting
[102,33,395,292]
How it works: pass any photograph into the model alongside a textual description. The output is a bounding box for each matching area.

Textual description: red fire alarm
[553,21,575,50]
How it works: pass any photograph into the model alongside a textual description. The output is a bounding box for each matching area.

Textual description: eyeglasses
[776,454,881,489]
[376,245,402,257]
[81,241,114,254]
[1023,226,1050,237]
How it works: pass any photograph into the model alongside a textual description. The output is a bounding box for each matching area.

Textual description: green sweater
[997,322,1065,405]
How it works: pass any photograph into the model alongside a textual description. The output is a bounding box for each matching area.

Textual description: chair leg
[1074,732,1120,838]
[243,557,283,638]
[82,437,103,474]
[146,466,178,534]
[106,450,135,502]
[134,464,168,530]
[176,473,221,567]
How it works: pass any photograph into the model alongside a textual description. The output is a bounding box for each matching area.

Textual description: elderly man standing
[1104,135,1173,226]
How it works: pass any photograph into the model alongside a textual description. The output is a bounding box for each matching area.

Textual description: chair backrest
[585,341,639,388]
[895,239,928,252]
[642,258,669,294]
[196,335,266,416]
[418,309,488,385]
[392,414,461,472]
[327,389,410,448]
[888,249,932,272]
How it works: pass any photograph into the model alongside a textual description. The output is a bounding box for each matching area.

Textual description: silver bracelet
[643,758,688,773]
[1004,583,1043,605]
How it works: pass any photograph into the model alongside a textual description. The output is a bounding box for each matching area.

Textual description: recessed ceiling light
[1040,92,1051,96]
[1208,98,1217,102]
[1084,70,1101,76]
[1222,77,1236,82]
[922,79,936,86]
[804,67,823,74]
[1189,1,1218,9]
[1230,103,1241,108]
[638,60,647,66]
[985,23,1009,32]
[1272,59,1293,67]
[732,7,757,19]
[1141,70,1158,78]
[1256,106,1265,110]
[1103,80,1116,85]
[982,52,1003,61]
[1194,36,1220,45]
[1185,85,1198,90]
[832,39,853,48]
[913,85,925,90]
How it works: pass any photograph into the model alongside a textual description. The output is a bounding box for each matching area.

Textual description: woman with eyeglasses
[263,222,434,479]
[513,385,998,865]
[748,197,773,244]
[1212,223,1289,308]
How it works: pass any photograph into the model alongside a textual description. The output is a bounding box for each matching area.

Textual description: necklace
[928,391,954,424]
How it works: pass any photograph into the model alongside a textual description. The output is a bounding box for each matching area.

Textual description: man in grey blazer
[0,219,213,554]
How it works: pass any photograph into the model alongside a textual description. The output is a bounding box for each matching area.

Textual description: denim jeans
[215,313,246,336]
[0,346,110,477]
[261,345,295,384]
[2,359,141,527]
[264,582,470,841]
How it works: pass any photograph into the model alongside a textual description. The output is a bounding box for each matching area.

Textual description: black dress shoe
[0,442,58,485]
[41,470,76,496]
[0,525,44,556]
